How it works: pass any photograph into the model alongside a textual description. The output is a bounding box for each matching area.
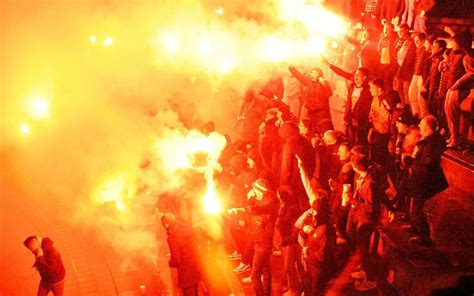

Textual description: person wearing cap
[24,236,66,296]
[229,178,278,296]
[294,193,337,295]
[392,110,421,214]
[161,213,201,296]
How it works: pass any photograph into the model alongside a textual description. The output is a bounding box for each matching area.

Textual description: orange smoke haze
[0,0,349,279]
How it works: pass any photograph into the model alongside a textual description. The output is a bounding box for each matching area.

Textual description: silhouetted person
[24,236,66,296]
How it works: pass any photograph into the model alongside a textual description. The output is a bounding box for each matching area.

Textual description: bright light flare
[93,175,132,212]
[215,8,224,15]
[19,123,31,135]
[27,95,50,120]
[197,38,214,57]
[90,35,97,44]
[162,33,180,54]
[155,130,227,214]
[104,37,113,46]
[261,36,293,62]
[203,181,222,215]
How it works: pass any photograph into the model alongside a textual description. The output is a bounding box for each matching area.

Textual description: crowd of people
[160,4,473,296]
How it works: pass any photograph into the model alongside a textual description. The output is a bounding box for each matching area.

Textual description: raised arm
[289,66,312,86]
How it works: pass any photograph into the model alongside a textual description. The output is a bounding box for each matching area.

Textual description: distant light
[331,41,339,49]
[216,8,224,15]
[104,37,113,46]
[28,96,50,120]
[20,123,30,135]
[90,35,97,44]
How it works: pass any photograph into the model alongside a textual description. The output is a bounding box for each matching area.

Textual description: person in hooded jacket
[24,236,66,296]
[161,213,201,296]
[279,121,316,213]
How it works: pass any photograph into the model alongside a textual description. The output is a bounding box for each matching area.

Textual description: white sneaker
[241,276,252,284]
[228,251,242,261]
[350,270,367,279]
[233,263,251,273]
[354,279,377,291]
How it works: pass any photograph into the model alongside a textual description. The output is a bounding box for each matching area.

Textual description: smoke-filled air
[0,0,349,289]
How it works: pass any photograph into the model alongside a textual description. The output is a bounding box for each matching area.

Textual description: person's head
[161,213,176,231]
[395,110,415,133]
[383,23,394,36]
[414,33,427,48]
[452,32,472,53]
[323,130,338,146]
[23,236,40,254]
[337,142,353,161]
[432,39,447,55]
[229,154,247,175]
[424,34,437,52]
[369,78,385,97]
[354,67,369,87]
[383,90,401,112]
[397,23,410,38]
[351,154,371,175]
[246,149,260,170]
[309,67,323,82]
[419,115,438,138]
[351,145,368,156]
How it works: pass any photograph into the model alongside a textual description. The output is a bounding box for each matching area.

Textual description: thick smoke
[0,0,343,285]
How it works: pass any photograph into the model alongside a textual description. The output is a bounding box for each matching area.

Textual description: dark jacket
[423,51,444,100]
[328,64,373,129]
[288,66,333,112]
[396,37,416,81]
[248,191,279,244]
[167,223,201,288]
[34,237,66,284]
[280,134,315,206]
[409,132,448,199]
[350,168,383,227]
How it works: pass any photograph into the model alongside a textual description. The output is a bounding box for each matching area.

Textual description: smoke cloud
[0,0,347,289]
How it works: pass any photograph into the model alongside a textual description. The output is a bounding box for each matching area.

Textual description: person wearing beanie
[294,194,337,295]
[24,236,66,296]
[229,178,278,296]
[161,213,202,295]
